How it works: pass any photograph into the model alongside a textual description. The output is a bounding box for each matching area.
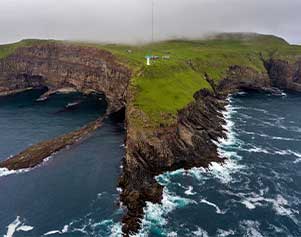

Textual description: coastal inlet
[0,89,125,236]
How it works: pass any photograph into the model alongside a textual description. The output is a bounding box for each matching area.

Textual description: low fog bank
[0,0,300,45]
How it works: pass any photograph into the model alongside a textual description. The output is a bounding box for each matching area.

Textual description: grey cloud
[0,0,300,44]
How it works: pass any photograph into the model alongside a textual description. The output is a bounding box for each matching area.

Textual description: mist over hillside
[0,0,300,45]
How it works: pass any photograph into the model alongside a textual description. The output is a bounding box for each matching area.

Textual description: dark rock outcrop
[265,59,301,91]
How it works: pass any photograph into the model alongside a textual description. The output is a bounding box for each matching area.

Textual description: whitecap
[0,167,30,178]
[116,187,122,193]
[248,147,270,154]
[187,167,207,181]
[208,160,245,184]
[271,195,294,217]
[281,92,287,97]
[44,230,62,236]
[235,91,247,96]
[184,186,196,196]
[0,154,55,178]
[167,231,178,237]
[275,149,301,159]
[239,220,263,237]
[293,158,301,164]
[241,200,257,210]
[16,225,34,231]
[200,199,225,214]
[109,222,122,237]
[192,227,209,237]
[44,225,69,236]
[238,192,297,222]
[216,229,235,237]
[138,188,196,236]
[4,216,34,237]
[156,168,186,185]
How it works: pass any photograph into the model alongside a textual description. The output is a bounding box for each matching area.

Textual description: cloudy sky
[0,0,300,44]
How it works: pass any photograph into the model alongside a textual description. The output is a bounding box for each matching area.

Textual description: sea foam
[136,188,196,237]
[4,216,34,237]
[0,167,30,178]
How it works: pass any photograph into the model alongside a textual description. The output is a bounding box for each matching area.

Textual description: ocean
[0,90,301,236]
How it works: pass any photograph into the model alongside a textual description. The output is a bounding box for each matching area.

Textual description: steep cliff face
[0,43,131,112]
[265,59,301,91]
[120,88,228,235]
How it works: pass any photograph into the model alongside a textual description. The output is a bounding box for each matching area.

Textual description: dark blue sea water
[0,90,124,237]
[138,92,301,237]
[1,90,301,237]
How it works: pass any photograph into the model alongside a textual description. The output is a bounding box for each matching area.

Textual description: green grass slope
[96,34,301,128]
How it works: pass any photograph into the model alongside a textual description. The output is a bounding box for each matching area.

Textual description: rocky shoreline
[0,42,301,236]
[118,60,301,236]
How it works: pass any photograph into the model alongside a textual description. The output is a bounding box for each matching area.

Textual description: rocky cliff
[265,59,301,91]
[0,43,131,112]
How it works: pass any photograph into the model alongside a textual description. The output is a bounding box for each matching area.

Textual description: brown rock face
[265,59,301,91]
[217,65,271,92]
[0,43,131,112]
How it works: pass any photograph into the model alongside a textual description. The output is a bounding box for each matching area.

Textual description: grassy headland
[1,34,301,128]
[97,34,301,128]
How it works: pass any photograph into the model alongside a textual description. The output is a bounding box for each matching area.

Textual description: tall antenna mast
[152,0,154,44]
[146,0,154,66]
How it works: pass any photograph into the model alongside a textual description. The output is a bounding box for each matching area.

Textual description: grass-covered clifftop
[1,33,301,128]
[97,33,301,128]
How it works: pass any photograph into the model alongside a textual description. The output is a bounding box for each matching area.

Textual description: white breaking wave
[167,231,178,237]
[136,99,241,236]
[239,220,263,237]
[192,227,209,237]
[44,225,69,236]
[294,158,301,164]
[0,167,30,178]
[236,192,298,223]
[216,229,235,236]
[137,188,196,237]
[184,186,196,195]
[0,155,54,178]
[200,199,225,214]
[109,222,123,237]
[4,216,34,237]
[275,149,301,159]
